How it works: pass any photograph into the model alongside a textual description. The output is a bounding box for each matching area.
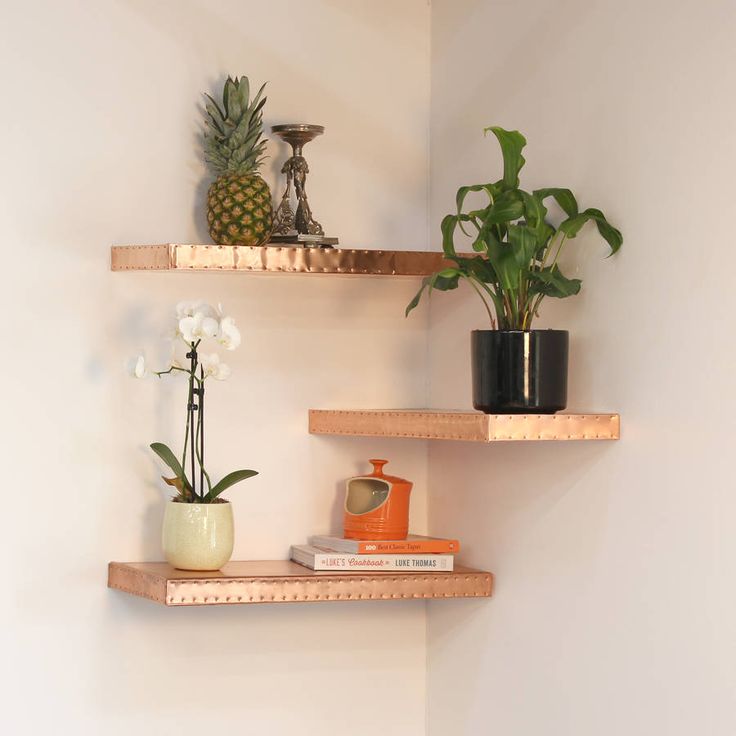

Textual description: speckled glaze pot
[162,501,234,571]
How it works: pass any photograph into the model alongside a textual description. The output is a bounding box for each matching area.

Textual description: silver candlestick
[270,124,338,247]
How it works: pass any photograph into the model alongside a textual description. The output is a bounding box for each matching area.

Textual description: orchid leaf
[162,475,184,492]
[150,442,192,494]
[204,469,258,502]
[150,442,184,477]
[162,475,193,502]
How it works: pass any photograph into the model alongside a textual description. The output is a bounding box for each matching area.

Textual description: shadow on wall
[121,0,427,245]
[428,438,617,570]
[107,272,430,561]
[425,437,619,731]
[92,593,426,729]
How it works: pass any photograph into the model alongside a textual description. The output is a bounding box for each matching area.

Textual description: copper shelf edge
[108,561,493,606]
[110,244,448,276]
[309,410,620,442]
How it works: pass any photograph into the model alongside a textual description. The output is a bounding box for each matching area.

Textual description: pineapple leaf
[239,127,262,152]
[205,120,225,138]
[229,99,265,151]
[235,75,249,109]
[232,147,247,164]
[229,121,255,152]
[204,76,268,176]
[249,83,267,116]
[204,103,226,135]
[204,93,225,121]
[205,154,228,173]
[226,77,247,122]
[222,77,235,117]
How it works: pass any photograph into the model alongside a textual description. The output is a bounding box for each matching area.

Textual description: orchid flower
[129,300,256,504]
[178,311,219,343]
[176,300,218,320]
[128,354,147,379]
[200,353,231,381]
[217,316,241,351]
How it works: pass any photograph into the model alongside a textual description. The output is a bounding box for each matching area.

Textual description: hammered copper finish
[110,244,448,276]
[309,410,620,442]
[108,561,492,606]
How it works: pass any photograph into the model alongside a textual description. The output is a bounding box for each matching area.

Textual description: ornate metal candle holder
[270,124,338,247]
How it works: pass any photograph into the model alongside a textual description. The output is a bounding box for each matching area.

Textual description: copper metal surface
[108,560,493,606]
[110,244,447,275]
[309,410,620,442]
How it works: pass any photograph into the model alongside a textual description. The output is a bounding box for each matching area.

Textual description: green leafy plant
[406,127,623,330]
[130,301,258,503]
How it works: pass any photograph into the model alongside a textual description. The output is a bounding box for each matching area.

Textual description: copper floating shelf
[110,244,447,276]
[309,410,620,442]
[108,560,493,606]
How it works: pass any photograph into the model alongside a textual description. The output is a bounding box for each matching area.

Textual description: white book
[290,544,454,572]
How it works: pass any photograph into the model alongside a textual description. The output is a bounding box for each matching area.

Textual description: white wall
[8,2,733,733]
[426,1,736,734]
[2,2,432,734]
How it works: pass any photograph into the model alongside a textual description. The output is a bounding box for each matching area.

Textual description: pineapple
[204,76,273,246]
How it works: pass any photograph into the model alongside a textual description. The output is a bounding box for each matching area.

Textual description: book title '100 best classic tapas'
[309,534,459,555]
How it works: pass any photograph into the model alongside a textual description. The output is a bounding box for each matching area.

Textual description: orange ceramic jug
[343,459,413,541]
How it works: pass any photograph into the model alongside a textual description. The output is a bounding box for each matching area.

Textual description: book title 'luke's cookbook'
[291,545,454,572]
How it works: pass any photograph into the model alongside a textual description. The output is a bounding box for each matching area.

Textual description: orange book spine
[355,540,459,554]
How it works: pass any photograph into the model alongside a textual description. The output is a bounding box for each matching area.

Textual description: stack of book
[290,534,460,572]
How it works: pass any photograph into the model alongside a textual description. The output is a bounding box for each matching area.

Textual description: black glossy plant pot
[471,330,569,414]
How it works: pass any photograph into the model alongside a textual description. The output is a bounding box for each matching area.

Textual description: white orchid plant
[131,300,258,504]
